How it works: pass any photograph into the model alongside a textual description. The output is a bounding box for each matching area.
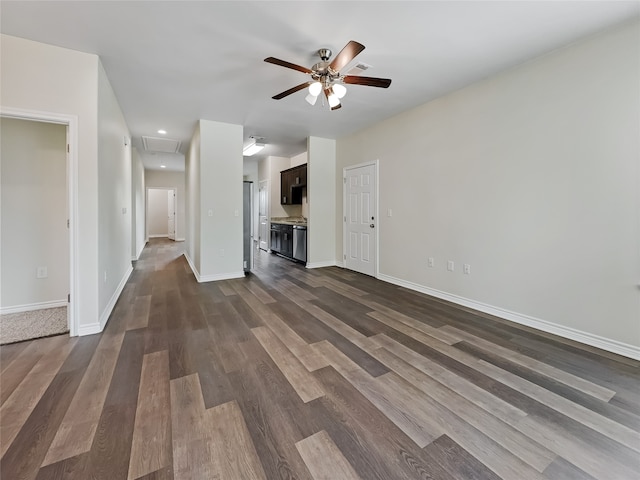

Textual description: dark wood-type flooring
[1,238,639,479]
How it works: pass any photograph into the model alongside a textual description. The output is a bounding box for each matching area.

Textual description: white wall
[147,189,169,237]
[1,34,101,333]
[243,158,259,241]
[198,120,244,280]
[1,118,68,309]
[186,120,244,281]
[308,136,336,268]
[336,20,640,355]
[185,123,201,270]
[267,156,295,218]
[131,147,146,260]
[97,62,132,327]
[145,169,186,240]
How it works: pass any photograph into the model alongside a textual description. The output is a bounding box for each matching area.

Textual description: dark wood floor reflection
[2,238,639,479]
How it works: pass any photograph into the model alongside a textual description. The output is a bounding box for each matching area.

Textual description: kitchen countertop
[271,217,307,226]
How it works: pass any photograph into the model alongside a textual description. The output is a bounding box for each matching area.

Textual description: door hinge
[67,219,70,228]
[67,144,70,153]
[344,254,346,260]
[343,177,346,184]
[344,216,346,222]
[67,293,70,302]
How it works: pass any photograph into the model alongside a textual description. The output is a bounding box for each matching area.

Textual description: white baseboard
[184,251,243,282]
[0,299,67,315]
[95,265,134,334]
[377,273,640,361]
[175,237,185,242]
[306,260,337,269]
[199,271,245,282]
[148,234,168,238]
[77,321,101,336]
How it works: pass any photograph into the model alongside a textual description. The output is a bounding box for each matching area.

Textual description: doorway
[146,187,177,240]
[0,107,78,338]
[343,161,378,277]
[258,180,269,251]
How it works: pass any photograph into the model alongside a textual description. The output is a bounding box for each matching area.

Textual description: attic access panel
[142,136,181,153]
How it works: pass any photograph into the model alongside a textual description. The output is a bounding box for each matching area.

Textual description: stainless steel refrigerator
[243,181,253,273]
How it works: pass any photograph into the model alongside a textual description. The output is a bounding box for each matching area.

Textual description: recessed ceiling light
[157,129,167,135]
[160,165,166,168]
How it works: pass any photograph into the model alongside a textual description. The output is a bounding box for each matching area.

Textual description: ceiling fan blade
[264,57,313,74]
[329,40,365,72]
[272,82,313,100]
[343,75,392,88]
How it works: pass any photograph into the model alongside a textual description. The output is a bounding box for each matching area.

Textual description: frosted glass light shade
[308,82,322,96]
[305,93,318,105]
[327,94,340,108]
[332,83,347,98]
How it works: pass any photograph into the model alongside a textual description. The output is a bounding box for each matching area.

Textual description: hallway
[1,238,639,479]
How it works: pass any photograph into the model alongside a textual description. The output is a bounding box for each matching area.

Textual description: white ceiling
[2,1,638,171]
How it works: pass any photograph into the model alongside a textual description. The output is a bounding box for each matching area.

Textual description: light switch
[234,210,239,217]
[208,209,213,217]
[447,260,455,272]
[387,209,393,217]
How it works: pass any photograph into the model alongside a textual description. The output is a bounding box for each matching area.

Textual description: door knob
[370,223,375,228]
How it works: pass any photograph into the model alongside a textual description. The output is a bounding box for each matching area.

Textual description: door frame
[342,159,379,278]
[145,186,177,241]
[0,106,79,336]
[258,179,269,251]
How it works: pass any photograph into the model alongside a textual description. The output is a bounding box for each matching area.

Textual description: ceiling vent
[142,136,181,153]
[347,62,371,75]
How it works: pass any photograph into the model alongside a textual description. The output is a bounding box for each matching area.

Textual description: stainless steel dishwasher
[293,225,307,263]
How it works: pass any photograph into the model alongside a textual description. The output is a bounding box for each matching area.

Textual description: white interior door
[258,180,268,251]
[167,189,176,240]
[344,163,377,276]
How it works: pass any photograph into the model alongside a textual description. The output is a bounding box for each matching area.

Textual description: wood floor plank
[1,336,77,457]
[296,430,362,480]
[42,331,124,466]
[313,341,438,448]
[2,240,637,480]
[128,350,171,480]
[372,346,556,472]
[207,400,267,480]
[369,333,528,423]
[440,325,616,401]
[251,326,324,403]
[424,434,502,480]
[0,335,99,480]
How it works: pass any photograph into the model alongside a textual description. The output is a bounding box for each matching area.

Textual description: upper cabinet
[281,164,307,205]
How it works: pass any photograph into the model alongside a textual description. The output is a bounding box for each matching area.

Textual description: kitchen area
[269,162,307,264]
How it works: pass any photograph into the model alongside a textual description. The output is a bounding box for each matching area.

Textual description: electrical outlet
[208,209,213,217]
[104,271,107,283]
[234,210,239,217]
[36,266,48,278]
[387,209,393,217]
[447,260,455,272]
[463,264,471,275]
[428,257,434,268]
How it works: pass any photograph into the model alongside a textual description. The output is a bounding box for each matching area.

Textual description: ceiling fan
[264,40,391,110]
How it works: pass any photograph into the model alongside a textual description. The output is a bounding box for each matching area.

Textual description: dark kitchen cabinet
[270,223,293,257]
[280,164,307,205]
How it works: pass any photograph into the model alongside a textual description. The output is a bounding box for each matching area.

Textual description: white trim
[97,265,133,332]
[343,160,379,278]
[184,251,243,282]
[306,260,337,269]
[148,234,169,238]
[377,273,640,361]
[198,271,245,282]
[77,322,101,336]
[0,300,68,315]
[0,106,79,337]
[175,238,185,242]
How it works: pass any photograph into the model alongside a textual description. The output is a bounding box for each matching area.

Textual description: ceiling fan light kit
[265,40,391,111]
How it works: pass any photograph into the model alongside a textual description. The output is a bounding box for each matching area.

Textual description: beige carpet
[0,307,68,345]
